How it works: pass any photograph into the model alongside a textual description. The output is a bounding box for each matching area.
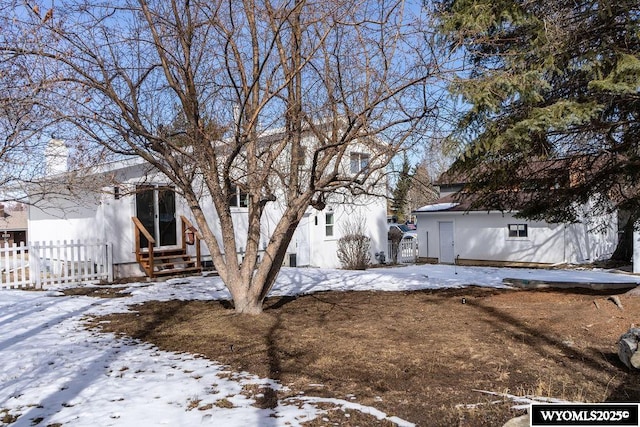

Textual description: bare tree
[2,0,441,313]
[0,1,118,208]
[0,23,50,202]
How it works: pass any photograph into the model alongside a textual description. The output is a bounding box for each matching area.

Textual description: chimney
[45,139,69,175]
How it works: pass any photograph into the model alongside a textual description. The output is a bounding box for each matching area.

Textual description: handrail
[180,215,202,269]
[180,215,202,239]
[132,217,155,245]
[132,217,155,277]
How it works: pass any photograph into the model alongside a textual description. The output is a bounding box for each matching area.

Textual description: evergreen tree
[390,155,413,222]
[435,0,640,240]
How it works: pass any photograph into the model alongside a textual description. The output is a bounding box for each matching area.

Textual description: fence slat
[1,242,8,287]
[18,241,26,285]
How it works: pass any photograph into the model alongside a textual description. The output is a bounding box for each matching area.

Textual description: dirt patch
[61,286,131,298]
[93,286,640,426]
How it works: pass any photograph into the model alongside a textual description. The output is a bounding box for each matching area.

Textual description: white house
[413,176,618,267]
[28,141,389,279]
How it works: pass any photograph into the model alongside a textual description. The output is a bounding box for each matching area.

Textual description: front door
[438,221,455,264]
[136,185,177,248]
[294,213,311,267]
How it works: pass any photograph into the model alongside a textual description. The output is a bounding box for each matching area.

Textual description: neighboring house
[28,140,389,279]
[413,169,618,267]
[0,205,28,245]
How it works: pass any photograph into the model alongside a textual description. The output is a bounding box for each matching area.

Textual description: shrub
[337,214,371,270]
[337,233,371,270]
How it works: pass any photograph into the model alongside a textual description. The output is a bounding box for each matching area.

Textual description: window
[508,224,528,238]
[325,212,334,237]
[229,186,249,208]
[350,152,370,174]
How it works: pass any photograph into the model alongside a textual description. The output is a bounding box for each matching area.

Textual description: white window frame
[350,152,370,174]
[325,212,335,237]
[507,223,528,239]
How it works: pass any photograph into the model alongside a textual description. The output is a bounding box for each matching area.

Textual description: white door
[294,213,311,266]
[438,221,455,264]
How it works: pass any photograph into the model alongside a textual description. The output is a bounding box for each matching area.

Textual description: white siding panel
[416,210,617,265]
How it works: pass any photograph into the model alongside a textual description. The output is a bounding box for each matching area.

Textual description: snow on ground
[1,264,638,426]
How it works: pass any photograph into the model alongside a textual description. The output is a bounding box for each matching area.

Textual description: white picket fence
[0,242,30,288]
[387,239,418,264]
[0,240,113,289]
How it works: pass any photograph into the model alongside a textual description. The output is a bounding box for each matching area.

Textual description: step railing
[132,216,202,278]
[180,215,202,270]
[132,216,155,277]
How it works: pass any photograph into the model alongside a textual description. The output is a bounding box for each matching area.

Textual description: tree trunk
[229,287,264,315]
[217,204,304,315]
[611,212,634,262]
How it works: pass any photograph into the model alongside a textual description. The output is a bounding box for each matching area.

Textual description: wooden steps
[132,216,203,279]
[137,247,202,278]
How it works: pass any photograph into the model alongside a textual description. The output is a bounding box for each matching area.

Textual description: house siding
[28,163,388,277]
[415,210,617,265]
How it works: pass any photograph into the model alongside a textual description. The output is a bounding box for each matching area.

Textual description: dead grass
[0,409,19,425]
[90,286,640,426]
[214,398,236,409]
[62,286,131,298]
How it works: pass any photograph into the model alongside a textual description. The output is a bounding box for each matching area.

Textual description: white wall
[260,191,388,269]
[185,192,387,269]
[415,210,617,265]
[300,195,387,268]
[28,193,104,244]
